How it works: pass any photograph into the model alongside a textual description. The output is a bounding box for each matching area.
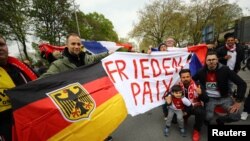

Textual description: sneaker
[192,130,200,141]
[180,128,186,137]
[164,127,169,136]
[241,112,249,120]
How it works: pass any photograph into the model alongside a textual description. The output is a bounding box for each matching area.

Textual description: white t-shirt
[227,51,237,70]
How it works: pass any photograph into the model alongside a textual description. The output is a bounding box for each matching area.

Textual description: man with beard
[193,51,246,126]
[179,69,208,141]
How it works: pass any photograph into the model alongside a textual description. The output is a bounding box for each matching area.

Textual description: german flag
[6,62,127,141]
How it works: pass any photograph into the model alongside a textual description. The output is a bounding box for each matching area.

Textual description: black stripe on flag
[6,62,107,110]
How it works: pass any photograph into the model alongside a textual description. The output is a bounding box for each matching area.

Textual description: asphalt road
[111,69,250,141]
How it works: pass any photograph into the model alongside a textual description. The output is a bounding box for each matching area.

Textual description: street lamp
[73,0,81,37]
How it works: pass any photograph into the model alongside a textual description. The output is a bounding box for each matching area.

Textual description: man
[179,69,208,141]
[193,51,247,125]
[41,33,109,78]
[158,43,168,51]
[217,32,244,73]
[161,37,177,121]
[0,35,37,141]
[40,33,112,141]
[165,37,176,47]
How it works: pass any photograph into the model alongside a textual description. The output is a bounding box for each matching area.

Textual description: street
[111,69,250,141]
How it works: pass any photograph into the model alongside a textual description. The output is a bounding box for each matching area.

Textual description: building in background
[202,16,250,46]
[235,16,250,45]
[202,25,214,43]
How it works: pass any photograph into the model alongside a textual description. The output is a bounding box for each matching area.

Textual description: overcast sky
[8,0,250,56]
[75,0,250,38]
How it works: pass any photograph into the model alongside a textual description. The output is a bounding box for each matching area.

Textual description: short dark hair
[206,50,218,58]
[158,43,167,50]
[224,32,235,40]
[66,33,80,43]
[179,69,191,76]
[171,84,182,92]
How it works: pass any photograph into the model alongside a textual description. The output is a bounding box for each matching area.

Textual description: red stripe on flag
[188,44,207,65]
[83,76,118,107]
[13,76,118,141]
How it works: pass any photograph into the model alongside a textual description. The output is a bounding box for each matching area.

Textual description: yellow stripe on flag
[48,93,127,141]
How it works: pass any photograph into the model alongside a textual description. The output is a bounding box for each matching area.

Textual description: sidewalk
[111,69,250,141]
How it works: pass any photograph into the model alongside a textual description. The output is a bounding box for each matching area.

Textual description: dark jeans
[162,103,168,117]
[243,90,250,113]
[0,110,12,141]
[185,106,206,131]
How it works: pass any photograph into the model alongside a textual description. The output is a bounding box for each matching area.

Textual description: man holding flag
[41,33,110,78]
[40,33,113,141]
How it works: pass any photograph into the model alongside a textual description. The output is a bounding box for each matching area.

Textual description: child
[164,84,192,137]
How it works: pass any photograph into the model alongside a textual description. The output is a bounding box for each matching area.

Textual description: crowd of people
[151,33,249,141]
[0,34,113,141]
[0,32,250,141]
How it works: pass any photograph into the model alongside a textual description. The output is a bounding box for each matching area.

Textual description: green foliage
[0,0,119,60]
[86,12,118,41]
[66,11,118,42]
[31,0,72,45]
[0,0,31,59]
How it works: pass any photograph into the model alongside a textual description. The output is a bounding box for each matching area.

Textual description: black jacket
[192,63,247,102]
[216,44,244,73]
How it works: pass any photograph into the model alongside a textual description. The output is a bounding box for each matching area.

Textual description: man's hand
[229,102,241,113]
[165,95,172,105]
[224,55,232,60]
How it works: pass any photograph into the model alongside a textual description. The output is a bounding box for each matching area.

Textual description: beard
[183,80,190,87]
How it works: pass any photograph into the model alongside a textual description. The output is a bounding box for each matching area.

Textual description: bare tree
[130,0,185,45]
[185,0,242,44]
[130,0,243,49]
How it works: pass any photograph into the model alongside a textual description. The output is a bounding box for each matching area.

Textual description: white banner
[102,52,190,116]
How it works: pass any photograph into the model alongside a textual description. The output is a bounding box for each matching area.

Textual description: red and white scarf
[225,44,236,52]
[7,56,37,80]
[179,80,202,107]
